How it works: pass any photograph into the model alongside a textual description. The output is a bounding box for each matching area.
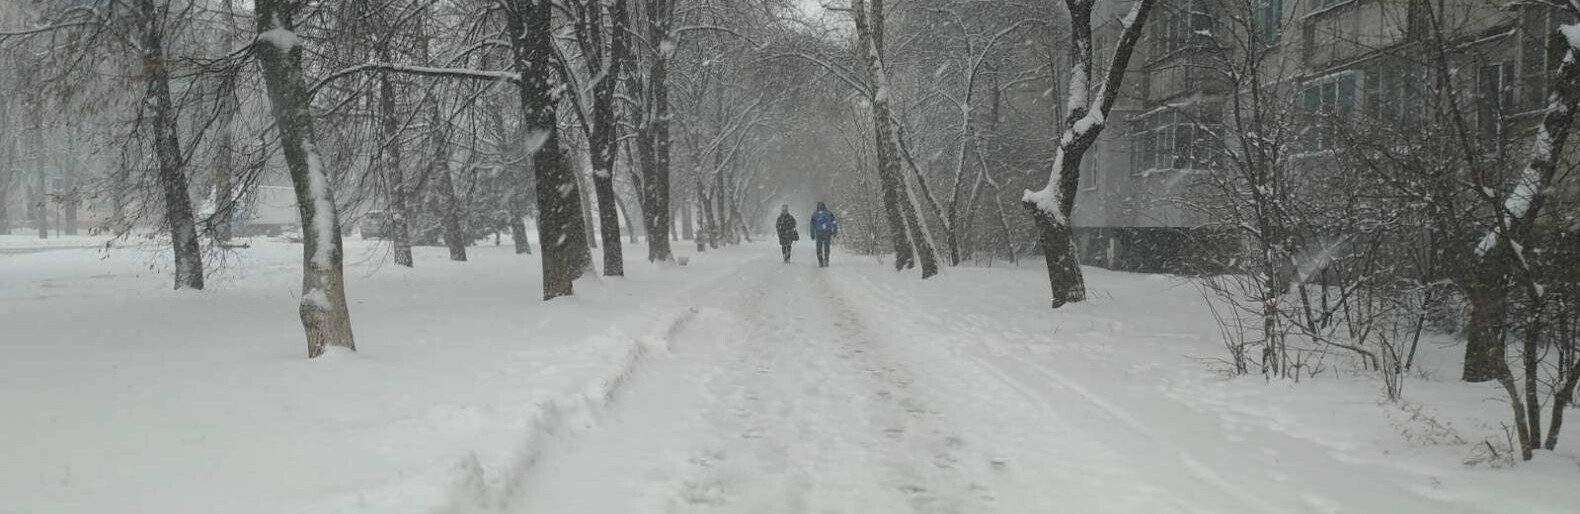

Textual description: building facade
[1073,0,1563,273]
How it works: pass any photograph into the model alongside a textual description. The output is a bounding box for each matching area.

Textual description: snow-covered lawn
[0,232,119,253]
[3,241,1578,513]
[1,240,753,514]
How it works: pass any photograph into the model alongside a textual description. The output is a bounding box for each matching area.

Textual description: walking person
[809,202,838,268]
[775,204,798,263]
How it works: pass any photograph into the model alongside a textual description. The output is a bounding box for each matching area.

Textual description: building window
[1406,0,1429,40]
[1152,0,1215,57]
[1256,0,1283,46]
[1301,73,1358,151]
[1081,155,1099,190]
[1363,59,1423,125]
[1301,22,1316,64]
[1479,62,1517,152]
[1302,74,1356,114]
[1130,111,1207,174]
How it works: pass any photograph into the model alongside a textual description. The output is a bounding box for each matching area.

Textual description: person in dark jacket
[809,202,838,267]
[775,204,798,262]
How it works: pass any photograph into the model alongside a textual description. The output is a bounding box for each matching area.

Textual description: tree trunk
[1462,280,1509,382]
[254,0,356,357]
[213,112,236,242]
[377,60,414,268]
[694,184,709,252]
[852,0,915,272]
[903,174,940,278]
[591,172,622,274]
[587,3,624,276]
[618,193,641,244]
[33,162,45,240]
[60,138,77,236]
[638,0,675,263]
[1029,206,1084,306]
[419,18,466,262]
[713,160,730,246]
[0,94,10,235]
[509,0,587,299]
[1546,359,1580,449]
[511,214,532,254]
[679,195,694,240]
[430,140,468,262]
[507,130,533,256]
[139,0,203,290]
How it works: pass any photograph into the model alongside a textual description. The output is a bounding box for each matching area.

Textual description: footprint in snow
[679,479,730,506]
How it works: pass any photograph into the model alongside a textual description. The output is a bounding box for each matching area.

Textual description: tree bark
[507,0,587,299]
[1462,238,1510,383]
[139,0,203,289]
[254,0,356,357]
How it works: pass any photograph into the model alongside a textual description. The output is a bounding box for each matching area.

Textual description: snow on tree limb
[309,63,522,97]
[1023,0,1157,217]
[1475,23,1580,259]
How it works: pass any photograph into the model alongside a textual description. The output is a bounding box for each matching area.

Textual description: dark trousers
[780,241,792,262]
[815,234,832,267]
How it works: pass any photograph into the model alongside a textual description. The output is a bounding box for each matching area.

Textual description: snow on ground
[0,231,119,254]
[4,240,1579,513]
[508,247,1580,514]
[0,238,753,514]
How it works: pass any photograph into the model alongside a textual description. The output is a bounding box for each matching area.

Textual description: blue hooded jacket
[810,205,838,238]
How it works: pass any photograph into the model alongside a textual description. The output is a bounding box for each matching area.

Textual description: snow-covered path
[509,256,1011,512]
[505,248,1566,514]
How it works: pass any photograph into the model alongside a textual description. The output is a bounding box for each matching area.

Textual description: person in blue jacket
[809,202,839,268]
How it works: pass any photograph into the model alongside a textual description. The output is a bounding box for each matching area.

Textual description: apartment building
[1072,0,1565,272]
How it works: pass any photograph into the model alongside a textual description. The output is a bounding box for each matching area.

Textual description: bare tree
[851,0,939,277]
[633,0,677,262]
[568,0,630,275]
[253,0,357,357]
[1022,0,1157,308]
[3,2,208,287]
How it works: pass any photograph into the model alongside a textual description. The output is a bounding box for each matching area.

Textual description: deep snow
[3,239,1579,513]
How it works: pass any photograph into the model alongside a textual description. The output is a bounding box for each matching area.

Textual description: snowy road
[503,248,1549,514]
